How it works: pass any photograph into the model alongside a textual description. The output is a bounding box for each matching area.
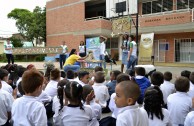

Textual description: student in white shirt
[0,68,13,94]
[160,71,175,106]
[92,71,109,108]
[83,85,102,126]
[184,111,194,126]
[12,69,47,126]
[108,73,130,119]
[55,81,93,126]
[79,41,86,57]
[127,35,137,71]
[78,71,90,86]
[60,41,68,69]
[188,72,194,98]
[16,66,27,97]
[4,38,14,64]
[44,68,61,98]
[144,86,172,126]
[167,76,194,126]
[0,81,14,126]
[115,80,149,126]
[99,36,107,61]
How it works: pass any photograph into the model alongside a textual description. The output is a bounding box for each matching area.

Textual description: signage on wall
[138,33,154,63]
[112,16,131,34]
[86,37,101,60]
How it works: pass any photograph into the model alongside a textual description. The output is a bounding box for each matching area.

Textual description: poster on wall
[86,37,100,60]
[138,33,154,63]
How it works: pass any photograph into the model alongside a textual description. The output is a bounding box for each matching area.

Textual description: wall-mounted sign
[112,17,131,34]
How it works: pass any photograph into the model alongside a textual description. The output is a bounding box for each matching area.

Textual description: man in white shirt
[4,38,14,64]
[60,41,68,69]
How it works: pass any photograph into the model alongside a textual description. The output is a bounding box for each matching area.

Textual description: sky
[0,0,49,38]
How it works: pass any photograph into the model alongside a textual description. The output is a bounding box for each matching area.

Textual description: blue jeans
[64,65,80,72]
[100,55,106,68]
[59,54,66,69]
[127,55,137,71]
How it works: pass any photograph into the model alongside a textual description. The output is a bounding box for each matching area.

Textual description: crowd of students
[0,63,194,126]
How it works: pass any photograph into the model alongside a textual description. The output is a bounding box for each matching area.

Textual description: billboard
[86,37,100,60]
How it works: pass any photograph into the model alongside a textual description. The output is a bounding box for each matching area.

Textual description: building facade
[46,0,194,64]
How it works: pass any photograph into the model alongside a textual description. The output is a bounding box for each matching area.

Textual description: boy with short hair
[106,70,121,96]
[0,80,14,126]
[78,71,90,86]
[167,76,194,126]
[115,81,149,126]
[134,67,150,104]
[92,71,109,108]
[0,68,13,94]
[151,71,164,86]
[12,69,47,125]
[188,72,194,98]
[160,71,175,105]
[66,70,75,81]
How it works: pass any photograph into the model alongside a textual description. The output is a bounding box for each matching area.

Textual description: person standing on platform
[127,35,137,71]
[79,41,86,57]
[99,36,107,61]
[121,34,129,73]
[4,38,14,64]
[60,41,68,69]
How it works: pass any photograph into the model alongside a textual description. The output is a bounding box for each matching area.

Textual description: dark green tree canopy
[8,6,46,45]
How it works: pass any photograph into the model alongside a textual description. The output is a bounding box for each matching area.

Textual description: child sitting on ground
[167,76,194,126]
[151,71,164,87]
[160,71,175,107]
[144,86,171,126]
[188,72,194,98]
[12,69,47,125]
[83,85,102,126]
[0,68,13,94]
[77,71,90,86]
[134,67,151,104]
[184,111,194,126]
[106,70,121,96]
[92,71,109,108]
[115,80,149,126]
[66,70,75,82]
[0,80,14,126]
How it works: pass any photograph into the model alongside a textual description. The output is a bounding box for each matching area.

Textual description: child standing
[144,86,172,126]
[0,80,14,126]
[134,67,151,104]
[160,71,175,106]
[12,69,47,125]
[167,76,194,126]
[115,80,149,126]
[0,68,13,94]
[83,85,102,126]
[106,70,121,96]
[92,71,109,108]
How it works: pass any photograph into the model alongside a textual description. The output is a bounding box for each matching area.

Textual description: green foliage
[7,6,46,44]
[10,37,23,47]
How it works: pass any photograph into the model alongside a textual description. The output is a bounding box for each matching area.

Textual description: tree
[7,6,46,46]
[10,37,23,47]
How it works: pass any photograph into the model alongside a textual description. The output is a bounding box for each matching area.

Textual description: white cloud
[0,0,47,37]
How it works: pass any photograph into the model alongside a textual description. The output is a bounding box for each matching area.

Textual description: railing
[192,8,194,22]
[85,16,110,21]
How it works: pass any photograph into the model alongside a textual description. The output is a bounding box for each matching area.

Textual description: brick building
[46,0,194,65]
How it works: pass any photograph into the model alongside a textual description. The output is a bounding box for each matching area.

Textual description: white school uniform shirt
[61,105,93,126]
[100,42,105,55]
[160,80,175,104]
[16,77,22,96]
[37,90,52,103]
[79,45,85,53]
[1,81,13,94]
[188,81,194,98]
[77,80,87,87]
[116,104,149,126]
[184,111,194,126]
[44,80,58,98]
[147,108,172,126]
[92,82,110,108]
[52,95,62,124]
[0,89,14,125]
[12,95,47,126]
[88,100,102,126]
[167,92,192,126]
[109,93,121,118]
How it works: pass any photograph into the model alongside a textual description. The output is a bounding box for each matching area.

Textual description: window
[189,0,194,9]
[177,0,189,10]
[142,0,173,15]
